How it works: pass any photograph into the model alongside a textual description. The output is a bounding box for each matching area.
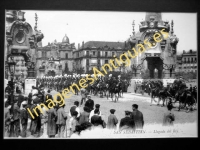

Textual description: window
[98,59,100,64]
[86,59,89,65]
[86,51,89,56]
[112,52,115,57]
[42,51,46,58]
[98,51,100,57]
[65,53,68,59]
[105,52,108,57]
[184,58,186,63]
[93,51,95,56]
[191,57,193,63]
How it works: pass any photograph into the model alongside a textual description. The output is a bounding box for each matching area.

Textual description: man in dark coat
[84,95,94,112]
[30,97,41,137]
[56,104,68,138]
[119,111,135,130]
[17,90,24,108]
[91,108,104,127]
[130,104,144,129]
[12,98,21,137]
[79,106,90,124]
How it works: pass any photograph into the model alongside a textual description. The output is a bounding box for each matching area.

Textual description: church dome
[62,34,70,43]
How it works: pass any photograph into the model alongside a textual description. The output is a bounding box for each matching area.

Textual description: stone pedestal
[27,68,35,78]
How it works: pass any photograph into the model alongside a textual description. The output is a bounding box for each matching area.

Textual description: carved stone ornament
[6,35,13,45]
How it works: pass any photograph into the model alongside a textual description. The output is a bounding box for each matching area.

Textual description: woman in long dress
[47,106,57,138]
[40,104,48,138]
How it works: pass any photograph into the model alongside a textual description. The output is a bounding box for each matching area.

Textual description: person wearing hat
[130,104,144,129]
[163,102,175,126]
[91,108,104,128]
[80,86,87,106]
[45,89,53,101]
[29,97,42,137]
[107,109,118,129]
[4,104,13,137]
[5,83,12,95]
[12,98,21,137]
[89,104,101,122]
[84,95,94,113]
[56,104,68,138]
[20,101,28,137]
[119,111,135,130]
[46,102,57,138]
[17,90,24,108]
[69,101,80,119]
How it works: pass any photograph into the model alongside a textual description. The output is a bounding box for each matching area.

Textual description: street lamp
[7,56,16,114]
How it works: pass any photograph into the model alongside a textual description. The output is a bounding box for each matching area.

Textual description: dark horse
[108,82,121,102]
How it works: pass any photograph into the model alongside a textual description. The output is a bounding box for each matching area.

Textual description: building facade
[175,49,197,73]
[36,35,75,77]
[5,10,43,81]
[127,12,179,79]
[73,41,129,74]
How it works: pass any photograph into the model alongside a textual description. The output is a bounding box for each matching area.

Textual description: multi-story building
[175,49,197,73]
[36,35,75,77]
[73,41,129,73]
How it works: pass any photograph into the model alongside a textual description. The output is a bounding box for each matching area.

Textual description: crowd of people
[4,84,176,138]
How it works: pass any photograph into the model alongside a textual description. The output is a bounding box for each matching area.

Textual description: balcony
[90,63,97,66]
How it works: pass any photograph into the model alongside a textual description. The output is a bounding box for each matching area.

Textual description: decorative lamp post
[7,56,16,114]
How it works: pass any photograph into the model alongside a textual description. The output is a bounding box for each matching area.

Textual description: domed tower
[62,34,70,44]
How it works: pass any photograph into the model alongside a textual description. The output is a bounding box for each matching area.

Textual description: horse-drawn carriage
[144,78,197,112]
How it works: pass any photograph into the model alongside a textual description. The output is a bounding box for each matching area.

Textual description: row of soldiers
[36,74,129,93]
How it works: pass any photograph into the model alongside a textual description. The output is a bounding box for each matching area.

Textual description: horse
[176,89,196,112]
[148,81,159,105]
[108,82,121,102]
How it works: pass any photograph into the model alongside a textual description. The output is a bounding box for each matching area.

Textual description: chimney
[183,50,185,54]
[82,41,84,49]
[190,49,192,53]
[78,43,80,50]
[125,41,126,48]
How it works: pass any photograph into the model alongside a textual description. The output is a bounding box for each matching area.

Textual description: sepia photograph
[4,10,197,139]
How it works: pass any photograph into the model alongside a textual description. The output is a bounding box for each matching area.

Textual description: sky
[22,10,197,54]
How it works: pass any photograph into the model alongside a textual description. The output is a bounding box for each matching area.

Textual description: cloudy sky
[22,10,197,54]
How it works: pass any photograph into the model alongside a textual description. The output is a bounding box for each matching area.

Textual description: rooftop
[82,41,126,49]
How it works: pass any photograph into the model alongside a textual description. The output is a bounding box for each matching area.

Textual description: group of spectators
[4,84,175,138]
